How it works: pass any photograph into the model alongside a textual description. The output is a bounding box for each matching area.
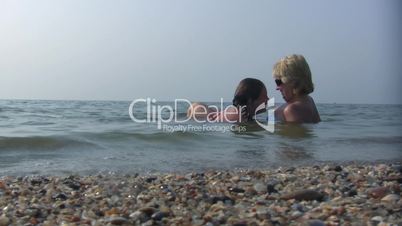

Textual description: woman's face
[276,79,295,103]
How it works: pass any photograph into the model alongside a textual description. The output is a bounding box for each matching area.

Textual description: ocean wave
[334,136,402,145]
[20,121,56,126]
[91,130,208,143]
[0,136,99,151]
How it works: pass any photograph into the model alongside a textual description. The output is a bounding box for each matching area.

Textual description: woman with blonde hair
[273,54,320,123]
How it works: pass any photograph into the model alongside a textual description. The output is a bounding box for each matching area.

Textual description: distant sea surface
[0,99,401,176]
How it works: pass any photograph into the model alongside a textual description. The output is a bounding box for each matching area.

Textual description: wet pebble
[0,182,6,190]
[63,177,81,190]
[139,207,156,216]
[0,216,10,226]
[291,210,303,218]
[106,216,128,225]
[291,203,304,212]
[232,222,248,226]
[368,187,389,199]
[306,219,325,226]
[210,196,234,205]
[228,187,245,193]
[253,183,267,193]
[145,177,157,183]
[286,167,296,173]
[371,216,383,222]
[281,189,324,201]
[151,211,169,221]
[52,193,68,201]
[328,165,343,172]
[381,194,400,202]
[30,178,43,186]
[129,210,149,222]
[384,175,402,183]
[267,183,278,194]
[346,189,357,197]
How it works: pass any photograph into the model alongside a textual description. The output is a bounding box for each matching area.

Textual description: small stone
[239,176,251,181]
[151,211,169,221]
[70,216,80,222]
[0,181,7,190]
[286,167,296,172]
[30,178,43,186]
[281,189,324,201]
[233,223,247,226]
[63,178,81,190]
[109,195,120,205]
[346,189,357,197]
[210,196,235,205]
[145,177,157,183]
[334,165,343,172]
[327,215,339,223]
[371,216,383,222]
[82,210,97,219]
[139,207,156,216]
[52,193,68,201]
[336,207,346,215]
[375,164,388,171]
[43,220,56,226]
[384,175,402,183]
[307,219,325,226]
[25,208,40,217]
[106,216,128,225]
[256,209,269,220]
[271,216,287,224]
[291,211,303,218]
[130,210,149,222]
[328,165,343,172]
[291,203,304,212]
[231,176,240,182]
[244,187,257,196]
[253,183,267,193]
[129,210,141,219]
[267,183,278,194]
[105,207,120,216]
[368,187,389,199]
[228,187,245,193]
[381,194,400,202]
[0,216,10,226]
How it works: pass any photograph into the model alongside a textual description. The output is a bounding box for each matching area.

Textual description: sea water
[0,99,401,176]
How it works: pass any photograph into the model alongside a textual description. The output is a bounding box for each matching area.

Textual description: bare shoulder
[283,103,304,123]
[283,97,320,123]
[284,102,304,113]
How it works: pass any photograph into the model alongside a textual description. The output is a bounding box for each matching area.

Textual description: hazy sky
[1,0,401,104]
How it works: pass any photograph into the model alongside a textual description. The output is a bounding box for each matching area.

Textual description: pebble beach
[0,162,401,226]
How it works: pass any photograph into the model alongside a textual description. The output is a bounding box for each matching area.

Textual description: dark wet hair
[232,78,266,121]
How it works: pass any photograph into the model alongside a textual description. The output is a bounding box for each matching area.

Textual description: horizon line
[0,98,401,106]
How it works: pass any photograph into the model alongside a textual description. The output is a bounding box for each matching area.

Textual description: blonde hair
[273,54,314,95]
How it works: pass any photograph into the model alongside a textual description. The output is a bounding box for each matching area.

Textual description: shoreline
[0,162,401,225]
[2,159,400,178]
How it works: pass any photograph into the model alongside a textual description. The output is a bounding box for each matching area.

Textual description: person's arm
[208,106,241,123]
